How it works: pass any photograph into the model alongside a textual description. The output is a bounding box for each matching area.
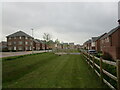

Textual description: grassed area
[3,52,107,88]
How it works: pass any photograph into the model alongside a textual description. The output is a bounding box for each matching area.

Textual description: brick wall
[7,36,33,51]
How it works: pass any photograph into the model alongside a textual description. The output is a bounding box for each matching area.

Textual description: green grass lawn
[3,52,107,88]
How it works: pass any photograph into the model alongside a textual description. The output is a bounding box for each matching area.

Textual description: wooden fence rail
[82,51,120,90]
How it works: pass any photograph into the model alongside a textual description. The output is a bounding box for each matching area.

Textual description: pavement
[0,50,52,58]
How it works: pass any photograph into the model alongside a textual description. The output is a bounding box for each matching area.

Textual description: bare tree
[43,33,52,51]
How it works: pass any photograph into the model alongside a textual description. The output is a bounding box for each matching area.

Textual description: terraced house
[6,31,33,51]
[100,20,120,60]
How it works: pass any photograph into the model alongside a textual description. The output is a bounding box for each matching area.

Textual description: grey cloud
[2,2,118,44]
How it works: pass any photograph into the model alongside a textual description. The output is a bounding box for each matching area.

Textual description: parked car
[88,50,97,54]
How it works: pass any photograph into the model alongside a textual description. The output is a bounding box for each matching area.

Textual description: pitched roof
[92,37,98,42]
[100,25,120,40]
[33,39,40,43]
[84,39,91,45]
[107,26,120,36]
[95,33,107,41]
[35,39,43,43]
[6,31,33,38]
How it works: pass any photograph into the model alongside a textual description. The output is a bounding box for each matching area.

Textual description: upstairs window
[25,37,28,39]
[25,41,28,45]
[14,37,16,39]
[19,36,22,39]
[9,37,11,40]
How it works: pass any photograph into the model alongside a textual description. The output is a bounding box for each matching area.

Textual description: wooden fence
[82,51,120,90]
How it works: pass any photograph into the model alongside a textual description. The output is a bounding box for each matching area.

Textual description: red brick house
[95,33,107,52]
[100,20,120,60]
[91,37,98,50]
[33,39,41,50]
[0,41,7,51]
[6,31,33,51]
[35,39,45,50]
[83,39,91,50]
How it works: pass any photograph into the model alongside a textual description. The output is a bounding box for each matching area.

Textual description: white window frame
[25,41,28,45]
[25,37,28,39]
[25,46,28,50]
[14,46,16,50]
[14,37,16,39]
[19,36,22,39]
[9,37,11,40]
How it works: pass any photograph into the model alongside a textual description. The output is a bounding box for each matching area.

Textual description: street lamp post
[31,28,34,54]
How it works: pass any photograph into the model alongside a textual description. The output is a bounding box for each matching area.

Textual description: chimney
[118,19,120,25]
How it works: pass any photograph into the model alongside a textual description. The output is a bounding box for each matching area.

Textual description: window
[25,41,28,45]
[18,46,22,50]
[25,47,28,50]
[19,36,22,39]
[30,46,32,50]
[9,37,11,40]
[14,37,16,39]
[91,42,95,47]
[14,46,16,50]
[19,41,22,45]
[13,41,16,45]
[30,38,32,40]
[106,37,109,42]
[25,37,28,39]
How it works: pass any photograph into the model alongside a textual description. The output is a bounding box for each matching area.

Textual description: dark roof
[84,39,91,44]
[6,31,33,38]
[35,39,43,43]
[63,43,68,45]
[100,33,108,40]
[92,37,98,42]
[107,26,120,36]
[95,33,107,41]
[33,39,40,43]
[101,26,120,40]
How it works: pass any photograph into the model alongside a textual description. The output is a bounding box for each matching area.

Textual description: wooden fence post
[117,60,120,90]
[92,55,95,70]
[100,57,103,83]
[88,53,90,64]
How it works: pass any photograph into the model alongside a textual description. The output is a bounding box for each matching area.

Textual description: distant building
[35,39,46,50]
[33,39,41,50]
[83,39,91,50]
[91,37,98,50]
[6,31,33,51]
[69,43,74,49]
[94,33,107,52]
[0,41,7,51]
[63,43,69,49]
[74,44,81,49]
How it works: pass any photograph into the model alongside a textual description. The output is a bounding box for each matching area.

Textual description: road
[0,50,52,58]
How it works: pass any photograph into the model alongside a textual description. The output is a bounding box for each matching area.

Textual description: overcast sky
[2,2,118,44]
